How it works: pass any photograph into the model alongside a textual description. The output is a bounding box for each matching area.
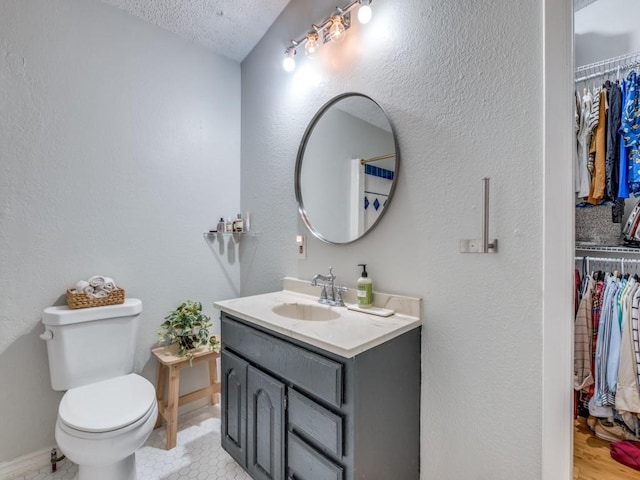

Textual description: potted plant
[158,300,220,362]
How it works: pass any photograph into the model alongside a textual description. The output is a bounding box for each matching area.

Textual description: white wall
[575,0,640,66]
[241,1,544,479]
[0,0,240,462]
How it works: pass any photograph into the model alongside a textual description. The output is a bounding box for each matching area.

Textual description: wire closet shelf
[575,51,640,83]
[575,255,640,275]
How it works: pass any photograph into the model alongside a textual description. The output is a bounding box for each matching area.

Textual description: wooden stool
[152,338,221,450]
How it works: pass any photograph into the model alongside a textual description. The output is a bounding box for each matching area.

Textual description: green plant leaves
[158,300,216,360]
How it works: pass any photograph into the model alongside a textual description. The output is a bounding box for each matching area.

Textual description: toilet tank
[42,299,143,390]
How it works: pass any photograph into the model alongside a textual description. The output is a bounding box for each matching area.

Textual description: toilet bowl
[54,373,157,480]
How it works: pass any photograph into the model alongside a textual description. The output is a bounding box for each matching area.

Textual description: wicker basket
[66,287,125,309]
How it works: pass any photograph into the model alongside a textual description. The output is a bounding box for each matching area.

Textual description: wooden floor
[573,417,640,479]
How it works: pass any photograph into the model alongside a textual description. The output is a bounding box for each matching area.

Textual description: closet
[573,45,640,478]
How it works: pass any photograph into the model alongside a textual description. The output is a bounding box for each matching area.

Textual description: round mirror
[295,93,399,244]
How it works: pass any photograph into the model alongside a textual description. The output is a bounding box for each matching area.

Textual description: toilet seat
[58,374,156,438]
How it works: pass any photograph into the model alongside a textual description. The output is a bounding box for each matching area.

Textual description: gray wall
[241,1,544,479]
[575,0,640,67]
[0,0,240,462]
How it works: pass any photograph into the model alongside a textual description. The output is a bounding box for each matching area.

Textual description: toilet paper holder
[460,177,498,254]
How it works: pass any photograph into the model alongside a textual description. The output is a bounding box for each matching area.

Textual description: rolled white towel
[88,275,105,288]
[75,280,94,295]
[102,277,116,293]
[90,289,109,298]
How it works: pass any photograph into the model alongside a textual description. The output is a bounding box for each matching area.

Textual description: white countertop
[214,278,422,358]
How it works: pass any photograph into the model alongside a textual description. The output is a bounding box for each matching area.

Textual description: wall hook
[460,177,498,254]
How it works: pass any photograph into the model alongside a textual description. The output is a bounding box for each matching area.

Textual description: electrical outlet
[296,234,306,259]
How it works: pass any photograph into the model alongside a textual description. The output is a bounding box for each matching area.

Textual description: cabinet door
[247,366,286,480]
[221,349,248,467]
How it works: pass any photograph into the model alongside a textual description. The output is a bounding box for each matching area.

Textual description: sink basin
[271,302,340,321]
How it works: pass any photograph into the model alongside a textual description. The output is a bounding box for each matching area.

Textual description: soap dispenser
[357,264,373,308]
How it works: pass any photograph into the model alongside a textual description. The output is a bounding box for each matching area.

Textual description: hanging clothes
[575,262,640,419]
[588,89,608,204]
[607,82,622,199]
[619,77,631,199]
[577,89,593,198]
[633,288,640,389]
[607,277,625,399]
[588,87,601,177]
[621,71,640,192]
[615,278,640,413]
[575,274,595,391]
[595,276,619,406]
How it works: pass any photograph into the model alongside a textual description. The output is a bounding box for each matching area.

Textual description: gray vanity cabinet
[220,313,421,480]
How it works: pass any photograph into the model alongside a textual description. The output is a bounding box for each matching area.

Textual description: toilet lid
[59,374,156,433]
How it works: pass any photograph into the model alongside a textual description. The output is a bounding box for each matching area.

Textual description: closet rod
[575,256,640,275]
[574,51,640,83]
[574,256,640,264]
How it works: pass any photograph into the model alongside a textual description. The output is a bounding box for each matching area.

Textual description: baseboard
[0,446,55,479]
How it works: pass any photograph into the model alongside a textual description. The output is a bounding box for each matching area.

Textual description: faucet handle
[335,286,347,307]
[328,266,335,280]
[319,284,328,302]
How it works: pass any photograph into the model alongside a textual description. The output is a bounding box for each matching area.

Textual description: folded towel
[102,277,116,293]
[75,280,94,295]
[88,275,105,288]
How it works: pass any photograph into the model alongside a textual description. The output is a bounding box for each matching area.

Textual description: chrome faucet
[311,267,346,307]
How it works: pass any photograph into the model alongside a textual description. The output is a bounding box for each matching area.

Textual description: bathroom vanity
[214,278,421,480]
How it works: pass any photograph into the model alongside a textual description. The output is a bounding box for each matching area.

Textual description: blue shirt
[619,78,631,198]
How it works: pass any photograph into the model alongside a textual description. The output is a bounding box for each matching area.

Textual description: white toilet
[41,298,157,480]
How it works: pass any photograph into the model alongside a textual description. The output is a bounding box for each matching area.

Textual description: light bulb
[283,50,296,72]
[305,32,319,57]
[329,15,346,43]
[358,4,372,24]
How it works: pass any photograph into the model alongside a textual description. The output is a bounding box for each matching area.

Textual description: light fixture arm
[282,0,372,58]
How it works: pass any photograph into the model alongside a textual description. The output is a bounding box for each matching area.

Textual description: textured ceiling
[100,0,291,62]
[102,1,599,61]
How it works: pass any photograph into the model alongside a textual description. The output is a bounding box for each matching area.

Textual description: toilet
[41,298,157,480]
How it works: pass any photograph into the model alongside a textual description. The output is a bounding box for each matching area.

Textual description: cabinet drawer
[222,316,343,407]
[287,431,344,480]
[288,388,343,458]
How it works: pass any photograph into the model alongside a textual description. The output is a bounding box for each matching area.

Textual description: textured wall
[0,0,240,461]
[241,1,544,478]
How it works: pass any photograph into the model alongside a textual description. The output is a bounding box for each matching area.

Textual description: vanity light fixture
[282,0,373,72]
[358,0,373,24]
[328,14,346,43]
[304,31,319,57]
[282,47,297,72]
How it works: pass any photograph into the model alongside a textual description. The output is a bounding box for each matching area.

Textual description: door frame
[542,0,574,478]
